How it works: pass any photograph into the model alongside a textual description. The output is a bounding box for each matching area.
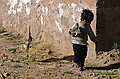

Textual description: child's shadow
[85,62,120,70]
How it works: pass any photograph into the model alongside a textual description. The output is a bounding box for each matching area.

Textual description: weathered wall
[0,0,97,61]
[97,0,120,52]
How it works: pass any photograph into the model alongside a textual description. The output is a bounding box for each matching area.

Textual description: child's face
[81,19,91,26]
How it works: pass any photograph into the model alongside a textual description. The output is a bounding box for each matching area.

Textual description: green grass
[0,36,4,38]
[93,70,120,79]
[0,28,6,33]
[12,64,23,68]
[8,47,19,53]
[2,32,25,45]
[97,71,117,75]
[26,77,35,79]
[112,43,120,51]
[64,70,74,74]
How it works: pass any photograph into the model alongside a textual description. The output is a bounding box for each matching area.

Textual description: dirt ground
[0,31,120,79]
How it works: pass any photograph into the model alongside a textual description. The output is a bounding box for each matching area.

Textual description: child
[69,9,97,71]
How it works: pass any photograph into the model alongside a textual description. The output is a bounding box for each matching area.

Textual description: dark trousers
[73,44,87,67]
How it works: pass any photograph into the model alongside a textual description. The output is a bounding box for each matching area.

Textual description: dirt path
[0,33,120,79]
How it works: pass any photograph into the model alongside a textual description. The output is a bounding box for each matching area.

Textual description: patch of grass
[29,53,37,61]
[64,70,74,74]
[112,43,120,51]
[22,57,38,65]
[13,64,23,68]
[17,42,26,45]
[0,28,25,45]
[97,71,117,75]
[112,74,120,79]
[26,77,34,79]
[0,36,4,38]
[8,47,19,53]
[93,70,120,78]
[6,32,15,40]
[34,61,42,65]
[0,28,6,33]
[3,32,25,45]
[22,60,30,65]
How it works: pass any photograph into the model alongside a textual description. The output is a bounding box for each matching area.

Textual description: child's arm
[87,26,97,44]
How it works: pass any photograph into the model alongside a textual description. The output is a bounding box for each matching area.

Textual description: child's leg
[73,44,87,68]
[78,45,87,68]
[73,44,81,64]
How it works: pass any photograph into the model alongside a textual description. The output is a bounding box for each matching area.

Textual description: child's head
[81,9,94,26]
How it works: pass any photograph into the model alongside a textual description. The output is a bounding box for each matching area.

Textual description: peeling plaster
[40,15,44,25]
[25,5,30,15]
[8,0,31,15]
[70,3,77,8]
[8,0,18,15]
[71,14,76,22]
[17,1,23,12]
[35,0,41,4]
[22,0,31,4]
[55,20,62,33]
[42,5,48,14]
[58,3,64,18]
[7,1,85,33]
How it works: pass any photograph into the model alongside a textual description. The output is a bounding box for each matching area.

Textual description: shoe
[72,63,79,68]
[80,67,84,71]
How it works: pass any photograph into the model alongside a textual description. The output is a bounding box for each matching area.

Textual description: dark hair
[81,9,94,22]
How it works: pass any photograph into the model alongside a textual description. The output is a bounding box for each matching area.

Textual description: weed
[112,43,120,51]
[0,28,6,33]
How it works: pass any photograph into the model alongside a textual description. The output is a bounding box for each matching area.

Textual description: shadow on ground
[39,55,74,62]
[85,62,120,70]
